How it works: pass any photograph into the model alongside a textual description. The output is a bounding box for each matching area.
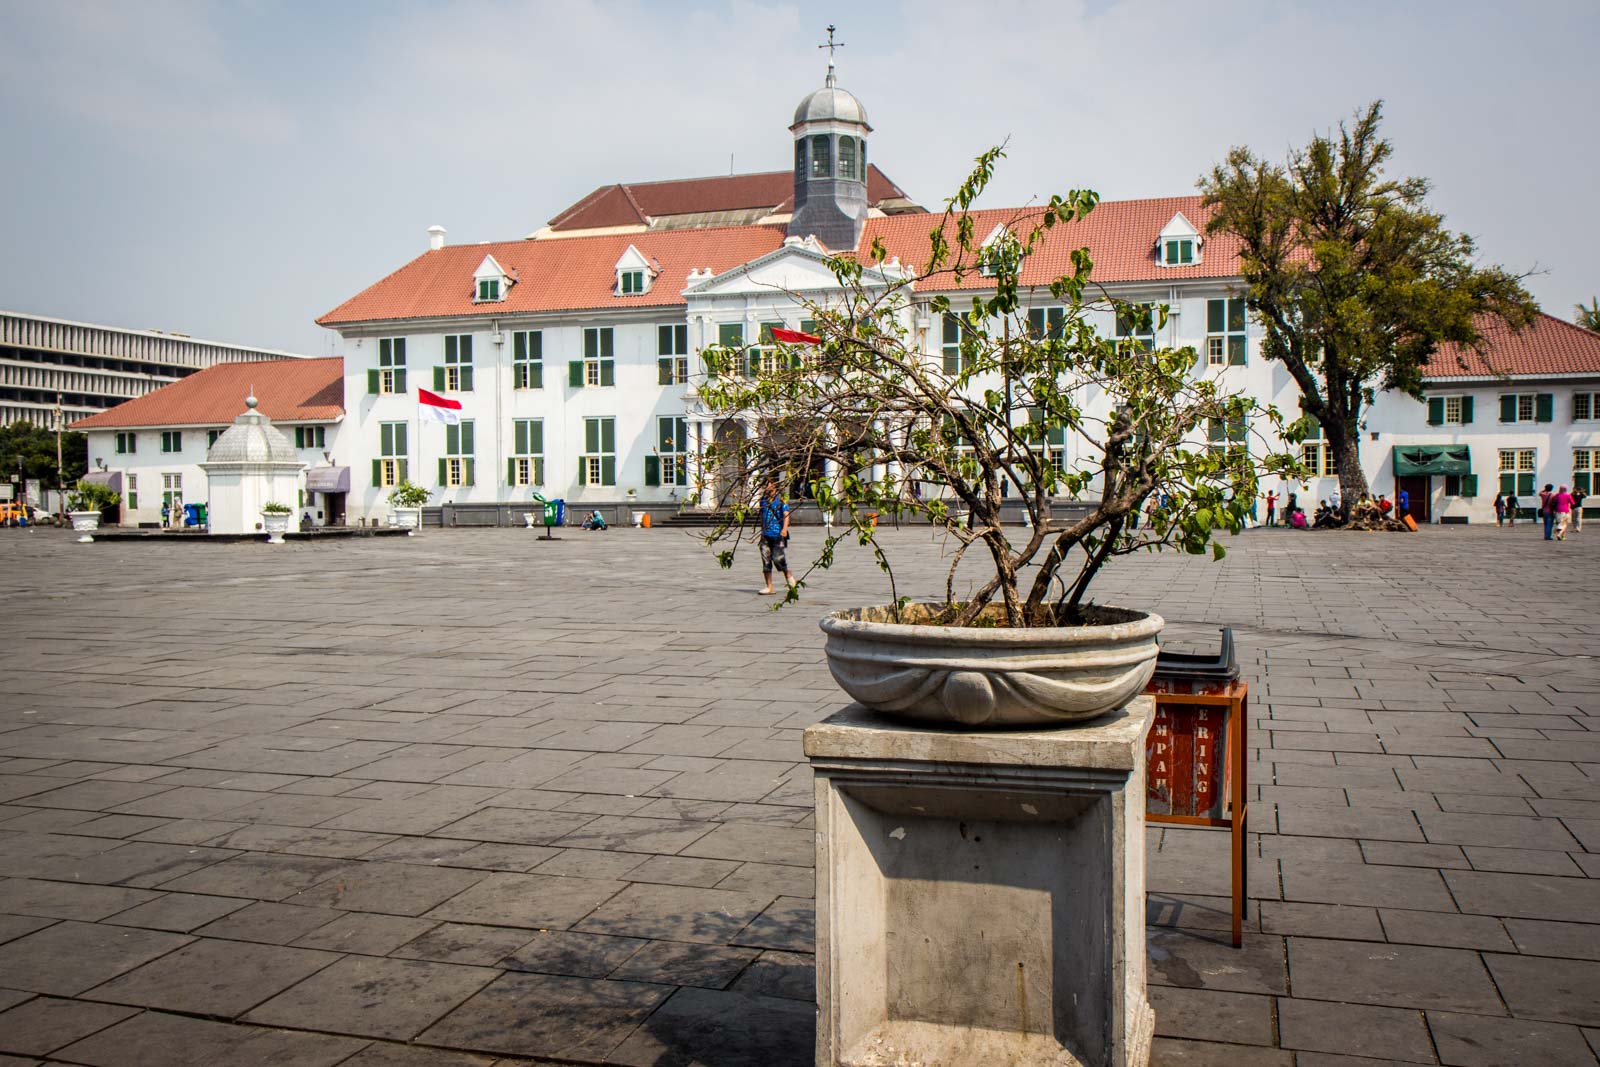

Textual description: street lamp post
[54,393,66,519]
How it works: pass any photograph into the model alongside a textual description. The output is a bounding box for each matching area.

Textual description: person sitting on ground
[1289,505,1309,529]
[1376,494,1393,515]
[1313,500,1337,528]
[582,510,608,531]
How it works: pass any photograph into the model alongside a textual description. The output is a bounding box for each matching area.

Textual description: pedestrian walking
[1397,487,1410,519]
[1539,483,1555,540]
[1493,493,1506,527]
[1506,493,1520,526]
[1265,490,1277,527]
[757,478,796,595]
[1553,484,1575,540]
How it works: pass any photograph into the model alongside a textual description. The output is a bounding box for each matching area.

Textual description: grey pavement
[0,521,1596,1066]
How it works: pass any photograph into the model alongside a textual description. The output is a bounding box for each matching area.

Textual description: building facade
[71,65,1600,527]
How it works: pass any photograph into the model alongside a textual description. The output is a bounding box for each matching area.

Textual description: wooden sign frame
[1144,678,1249,947]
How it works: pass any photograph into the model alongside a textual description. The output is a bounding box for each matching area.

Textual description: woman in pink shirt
[1553,484,1576,540]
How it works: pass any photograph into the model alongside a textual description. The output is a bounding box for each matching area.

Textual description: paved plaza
[0,520,1597,1066]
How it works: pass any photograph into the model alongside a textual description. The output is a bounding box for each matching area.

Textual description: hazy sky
[2,0,1595,355]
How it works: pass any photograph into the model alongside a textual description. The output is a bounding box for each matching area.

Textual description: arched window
[838,136,857,180]
[810,134,831,178]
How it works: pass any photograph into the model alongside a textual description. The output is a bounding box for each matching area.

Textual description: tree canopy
[0,420,87,490]
[1578,297,1600,334]
[1201,101,1537,498]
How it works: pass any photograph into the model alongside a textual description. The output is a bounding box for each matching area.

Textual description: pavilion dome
[205,398,300,466]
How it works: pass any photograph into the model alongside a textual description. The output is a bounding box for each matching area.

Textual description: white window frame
[378,337,407,394]
[1574,392,1597,421]
[1164,238,1195,265]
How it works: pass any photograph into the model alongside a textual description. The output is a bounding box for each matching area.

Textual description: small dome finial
[819,24,842,88]
[245,390,257,410]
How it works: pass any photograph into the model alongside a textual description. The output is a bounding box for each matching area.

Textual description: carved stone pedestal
[804,698,1154,1067]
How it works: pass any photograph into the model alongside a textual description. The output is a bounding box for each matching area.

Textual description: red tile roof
[1426,313,1600,379]
[321,196,1240,327]
[70,358,344,430]
[548,166,912,230]
[860,196,1241,291]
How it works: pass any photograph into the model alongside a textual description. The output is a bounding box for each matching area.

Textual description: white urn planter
[820,604,1163,726]
[261,512,291,545]
[631,510,646,527]
[392,507,422,534]
[69,510,101,543]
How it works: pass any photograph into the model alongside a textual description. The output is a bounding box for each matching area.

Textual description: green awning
[1392,444,1471,477]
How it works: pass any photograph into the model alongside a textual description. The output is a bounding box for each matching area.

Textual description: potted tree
[698,149,1298,726]
[387,479,430,534]
[66,480,120,543]
[260,501,293,544]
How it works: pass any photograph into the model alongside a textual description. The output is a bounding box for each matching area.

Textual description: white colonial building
[74,63,1600,527]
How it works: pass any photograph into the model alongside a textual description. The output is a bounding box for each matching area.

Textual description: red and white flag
[418,387,462,425]
[769,327,821,345]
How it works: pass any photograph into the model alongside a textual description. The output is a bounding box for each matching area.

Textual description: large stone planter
[820,604,1163,727]
[68,510,101,543]
[261,512,291,545]
[392,507,422,534]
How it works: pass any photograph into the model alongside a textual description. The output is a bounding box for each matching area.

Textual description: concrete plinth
[804,697,1154,1067]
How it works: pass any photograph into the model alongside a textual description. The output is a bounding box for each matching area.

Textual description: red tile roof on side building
[71,358,344,430]
[1425,313,1600,379]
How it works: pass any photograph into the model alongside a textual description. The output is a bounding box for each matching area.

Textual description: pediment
[1159,212,1200,240]
[473,254,508,281]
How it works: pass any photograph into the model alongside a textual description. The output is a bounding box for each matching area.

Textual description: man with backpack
[757,479,796,595]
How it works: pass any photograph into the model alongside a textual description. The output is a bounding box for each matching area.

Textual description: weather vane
[819,24,844,85]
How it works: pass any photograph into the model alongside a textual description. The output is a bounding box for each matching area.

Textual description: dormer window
[613,245,655,297]
[1157,212,1202,268]
[472,254,510,303]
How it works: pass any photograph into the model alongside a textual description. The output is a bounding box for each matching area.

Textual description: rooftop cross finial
[818,24,844,87]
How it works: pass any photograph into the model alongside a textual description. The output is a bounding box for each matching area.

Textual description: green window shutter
[294,427,304,448]
[514,421,528,455]
[1500,394,1516,422]
[644,455,660,486]
[1519,473,1535,496]
[398,458,408,482]
[1460,474,1477,498]
[463,459,474,486]
[533,458,544,485]
[459,366,473,391]
[367,369,380,394]
[719,323,743,347]
[1500,472,1515,495]
[508,458,516,486]
[1181,241,1193,264]
[438,458,448,485]
[1208,300,1225,334]
[1427,398,1443,425]
[601,456,615,486]
[1535,393,1553,423]
[800,319,815,336]
[1208,419,1224,442]
[529,422,543,453]
[601,330,614,359]
[577,457,587,485]
[658,325,672,355]
[1228,336,1246,365]
[1461,396,1473,424]
[513,363,525,389]
[396,424,407,455]
[569,360,584,387]
[445,335,457,362]
[372,459,382,486]
[433,366,446,391]
[461,336,472,361]
[445,424,459,454]
[601,419,615,453]
[585,419,599,454]
[676,418,687,451]
[1228,299,1245,332]
[600,360,614,387]
[584,330,597,359]
[943,349,959,374]
[514,332,526,360]
[1026,309,1043,337]
[748,351,761,378]
[659,357,672,385]
[528,364,541,389]
[395,338,406,361]
[461,422,474,454]
[393,368,406,394]
[1574,472,1591,494]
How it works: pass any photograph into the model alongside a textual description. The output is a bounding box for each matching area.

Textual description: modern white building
[72,63,1600,527]
[2,309,310,429]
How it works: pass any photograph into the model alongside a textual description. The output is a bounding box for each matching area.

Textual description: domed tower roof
[792,81,870,129]
[203,395,301,467]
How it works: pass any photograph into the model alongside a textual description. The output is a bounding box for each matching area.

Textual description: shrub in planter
[260,501,293,516]
[67,480,121,514]
[697,150,1301,723]
[387,480,431,508]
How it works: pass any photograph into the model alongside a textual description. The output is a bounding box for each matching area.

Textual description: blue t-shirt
[760,497,789,538]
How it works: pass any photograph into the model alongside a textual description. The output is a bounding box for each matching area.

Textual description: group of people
[1265,488,1403,530]
[1494,484,1585,540]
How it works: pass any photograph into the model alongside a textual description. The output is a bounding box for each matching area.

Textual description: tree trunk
[1326,416,1370,501]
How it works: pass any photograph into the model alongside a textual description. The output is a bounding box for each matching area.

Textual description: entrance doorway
[324,492,346,526]
[1396,475,1431,523]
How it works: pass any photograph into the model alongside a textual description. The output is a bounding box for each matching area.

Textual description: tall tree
[1201,102,1536,500]
[1578,297,1600,334]
[0,420,87,495]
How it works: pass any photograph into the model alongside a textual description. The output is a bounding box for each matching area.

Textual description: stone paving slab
[0,523,1597,1065]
